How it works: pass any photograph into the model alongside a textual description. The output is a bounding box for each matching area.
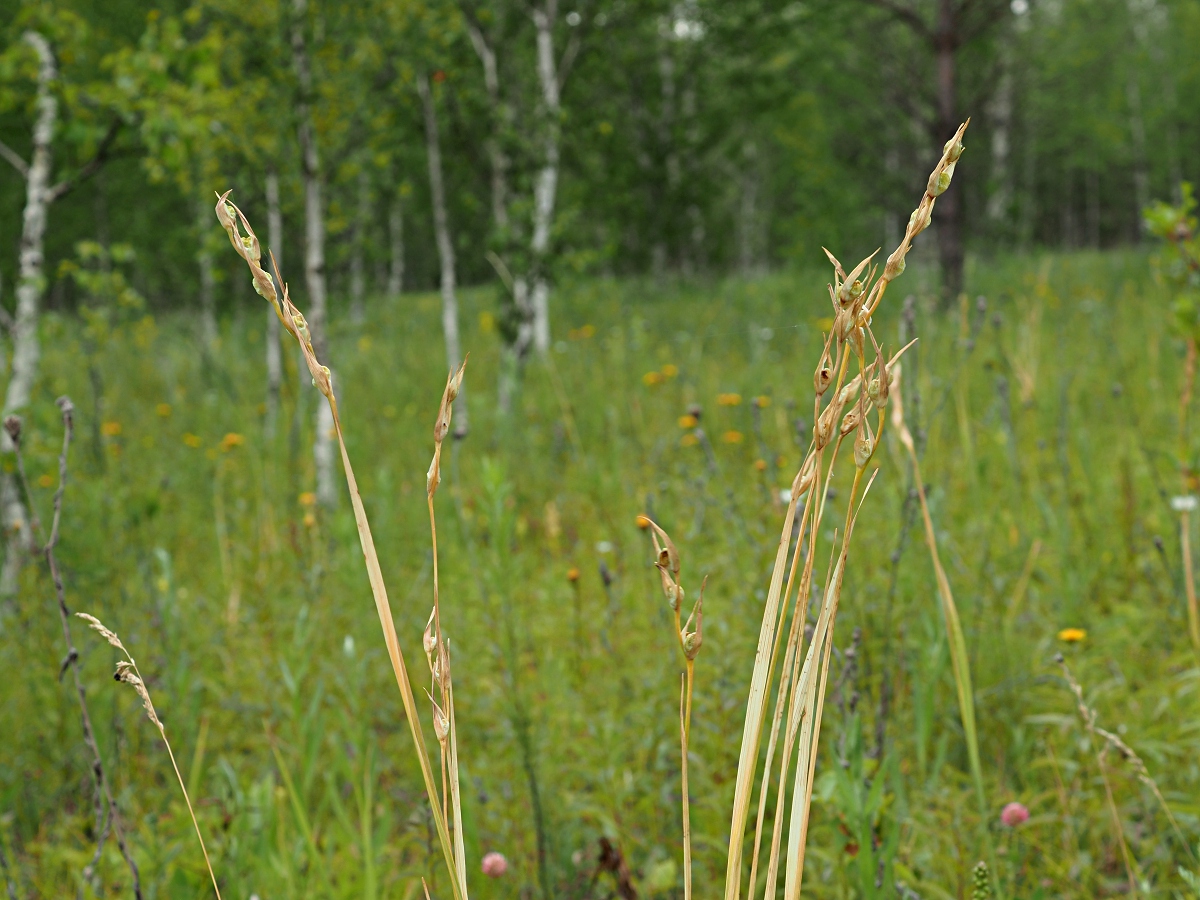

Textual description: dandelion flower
[299,492,317,507]
[156,403,172,417]
[635,515,651,530]
[722,430,744,444]
[1057,627,1086,643]
[643,371,664,386]
[754,459,767,472]
[481,851,508,878]
[302,512,316,528]
[717,393,742,406]
[219,433,245,452]
[678,414,698,428]
[680,433,700,447]
[567,567,581,582]
[101,421,122,437]
[755,395,771,408]
[1000,802,1029,828]
[661,364,678,378]
[183,433,202,448]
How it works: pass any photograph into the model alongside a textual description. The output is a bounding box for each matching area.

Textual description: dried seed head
[944,135,966,164]
[839,403,863,437]
[814,342,834,396]
[428,692,449,744]
[3,416,21,445]
[853,418,876,469]
[76,612,125,652]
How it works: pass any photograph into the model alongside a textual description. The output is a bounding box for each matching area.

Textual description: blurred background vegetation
[1,1,1200,899]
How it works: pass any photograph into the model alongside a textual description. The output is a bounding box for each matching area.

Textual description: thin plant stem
[74,615,219,898]
[6,404,142,899]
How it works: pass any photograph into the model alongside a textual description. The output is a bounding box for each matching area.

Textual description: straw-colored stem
[157,721,222,900]
[331,410,465,900]
[680,669,693,900]
[746,481,817,899]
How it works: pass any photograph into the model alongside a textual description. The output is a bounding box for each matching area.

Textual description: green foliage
[2,253,1199,898]
[1145,183,1200,339]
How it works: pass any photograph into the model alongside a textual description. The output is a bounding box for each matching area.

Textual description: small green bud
[944,136,965,163]
[970,861,992,900]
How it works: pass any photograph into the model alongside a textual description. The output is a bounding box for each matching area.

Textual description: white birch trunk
[466,21,510,233]
[265,168,284,440]
[350,164,369,324]
[1,32,57,596]
[530,4,561,355]
[418,73,468,438]
[291,0,335,506]
[196,197,218,345]
[387,190,404,297]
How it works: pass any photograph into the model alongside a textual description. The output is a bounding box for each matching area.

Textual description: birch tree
[290,0,337,507]
[0,28,120,595]
[417,71,468,438]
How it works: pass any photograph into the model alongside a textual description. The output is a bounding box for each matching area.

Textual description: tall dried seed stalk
[76,614,221,899]
[722,122,969,900]
[214,193,470,900]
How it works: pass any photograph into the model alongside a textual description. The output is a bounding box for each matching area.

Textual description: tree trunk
[418,73,468,438]
[196,197,218,346]
[530,4,561,355]
[465,20,510,233]
[265,168,284,441]
[350,163,369,324]
[291,0,335,507]
[387,188,404,297]
[1,32,57,597]
[933,0,963,301]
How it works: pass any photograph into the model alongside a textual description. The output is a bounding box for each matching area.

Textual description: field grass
[2,249,1199,900]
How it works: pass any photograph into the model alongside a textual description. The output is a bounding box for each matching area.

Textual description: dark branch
[47,118,121,204]
[11,398,143,899]
[862,0,933,42]
[0,139,30,178]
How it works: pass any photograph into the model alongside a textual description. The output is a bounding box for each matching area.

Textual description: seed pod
[944,136,965,164]
[839,403,863,437]
[814,336,834,396]
[853,418,876,469]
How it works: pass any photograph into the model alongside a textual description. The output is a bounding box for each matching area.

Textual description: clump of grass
[721,121,969,900]
[75,612,220,899]
[213,192,470,900]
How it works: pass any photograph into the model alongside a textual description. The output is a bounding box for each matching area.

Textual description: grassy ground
[1,250,1198,900]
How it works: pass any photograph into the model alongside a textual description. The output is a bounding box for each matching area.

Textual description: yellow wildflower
[299,492,317,507]
[680,433,700,447]
[722,430,745,444]
[38,474,54,488]
[678,414,698,429]
[101,421,122,437]
[754,459,767,471]
[567,566,581,582]
[717,393,742,406]
[183,433,202,448]
[643,371,664,386]
[635,515,651,530]
[219,433,245,452]
[755,395,771,408]
[156,403,172,418]
[661,364,679,378]
[1057,628,1087,643]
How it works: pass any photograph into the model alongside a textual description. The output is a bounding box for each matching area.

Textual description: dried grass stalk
[214,193,468,900]
[76,614,221,899]
[721,122,970,900]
